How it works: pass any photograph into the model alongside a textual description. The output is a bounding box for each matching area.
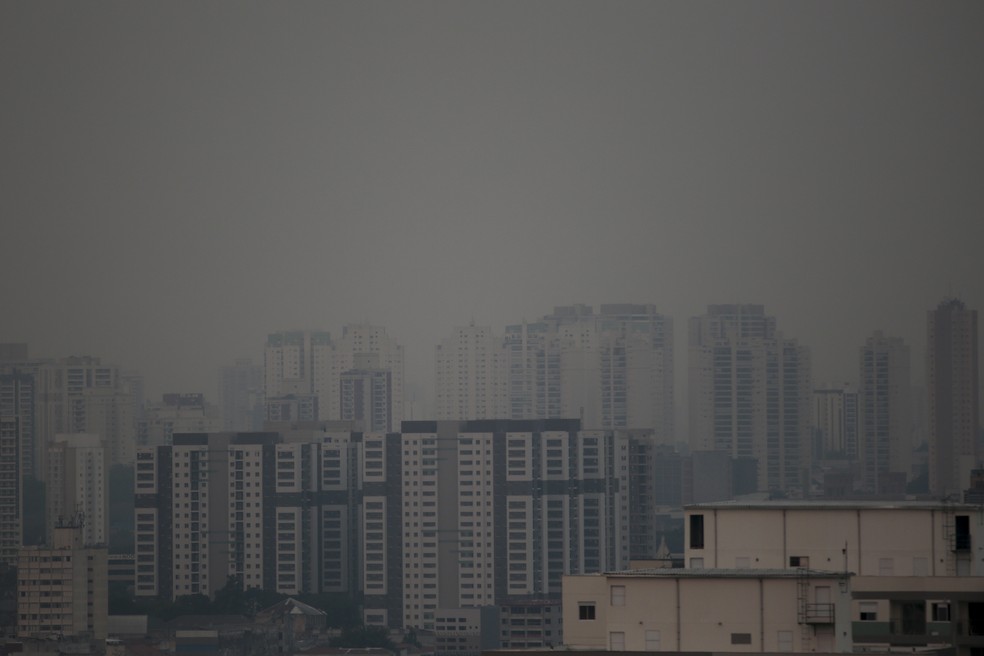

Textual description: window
[859,602,877,621]
[689,514,704,549]
[777,631,793,652]
[610,585,625,606]
[789,556,808,568]
[645,630,660,650]
[578,603,595,620]
[731,633,752,645]
[932,603,950,622]
[609,632,625,650]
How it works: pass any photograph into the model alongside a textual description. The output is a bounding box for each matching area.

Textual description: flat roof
[684,500,982,511]
[591,568,851,579]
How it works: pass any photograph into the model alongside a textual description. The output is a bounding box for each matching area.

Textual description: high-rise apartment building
[46,434,107,547]
[361,419,630,636]
[435,325,508,420]
[503,305,674,438]
[0,416,21,564]
[134,430,363,600]
[927,298,980,496]
[340,356,393,432]
[689,304,812,496]
[265,327,403,426]
[218,358,264,431]
[859,331,911,493]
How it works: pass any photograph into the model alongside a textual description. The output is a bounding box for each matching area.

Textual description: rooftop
[598,568,851,579]
[685,499,982,511]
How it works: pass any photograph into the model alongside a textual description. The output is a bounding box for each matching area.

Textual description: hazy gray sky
[2,2,982,416]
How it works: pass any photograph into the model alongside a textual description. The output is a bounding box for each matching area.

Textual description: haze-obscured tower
[219,358,264,431]
[859,331,911,493]
[46,434,108,548]
[265,327,403,426]
[689,304,812,496]
[503,304,674,439]
[927,298,980,496]
[435,325,507,419]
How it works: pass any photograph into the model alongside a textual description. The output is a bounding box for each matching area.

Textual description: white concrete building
[362,419,630,642]
[435,325,508,420]
[265,327,404,426]
[563,568,853,653]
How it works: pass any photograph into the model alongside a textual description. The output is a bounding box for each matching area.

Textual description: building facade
[361,419,630,637]
[683,500,984,654]
[689,304,812,496]
[17,522,108,640]
[563,568,853,653]
[927,298,980,496]
[859,332,911,493]
[46,434,107,547]
[218,358,264,432]
[133,430,363,600]
[265,327,404,427]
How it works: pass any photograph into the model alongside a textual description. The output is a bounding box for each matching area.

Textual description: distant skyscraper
[859,331,911,493]
[689,304,812,495]
[340,354,393,432]
[219,358,264,431]
[927,298,980,496]
[0,416,21,564]
[813,384,859,460]
[46,434,107,547]
[137,393,219,447]
[264,327,403,426]
[435,325,507,420]
[503,304,674,438]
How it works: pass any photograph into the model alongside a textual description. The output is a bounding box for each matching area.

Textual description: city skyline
[1,2,982,413]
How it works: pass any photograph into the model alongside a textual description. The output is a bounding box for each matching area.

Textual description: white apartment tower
[859,331,912,493]
[265,328,403,427]
[362,419,630,635]
[689,304,812,496]
[435,325,507,420]
[504,304,674,439]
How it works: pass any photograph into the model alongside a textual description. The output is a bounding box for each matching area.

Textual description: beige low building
[17,523,108,640]
[683,500,984,654]
[684,500,982,576]
[563,568,853,653]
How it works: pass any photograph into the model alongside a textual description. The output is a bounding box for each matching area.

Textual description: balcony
[803,603,835,624]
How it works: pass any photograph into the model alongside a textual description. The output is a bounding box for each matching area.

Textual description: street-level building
[17,522,108,640]
[563,568,853,653]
